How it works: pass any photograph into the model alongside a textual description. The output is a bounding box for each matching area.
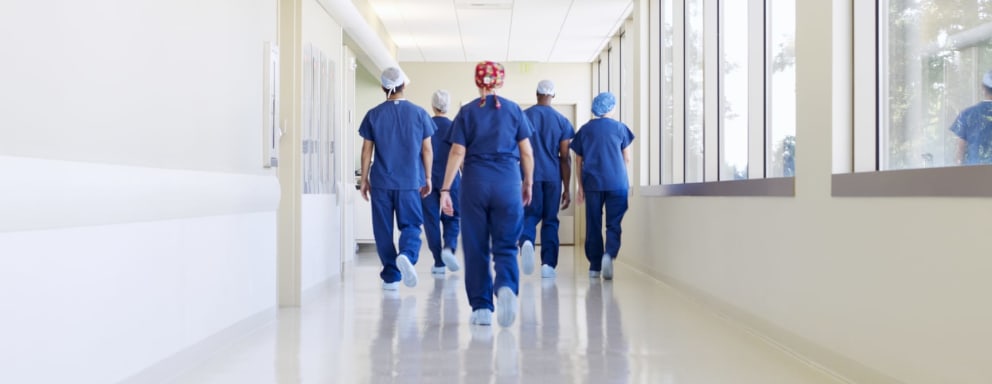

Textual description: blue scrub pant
[520,181,563,268]
[421,186,460,267]
[370,188,423,283]
[461,181,523,311]
[584,189,628,271]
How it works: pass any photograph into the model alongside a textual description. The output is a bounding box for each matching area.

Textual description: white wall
[625,0,992,383]
[0,0,279,382]
[399,62,593,126]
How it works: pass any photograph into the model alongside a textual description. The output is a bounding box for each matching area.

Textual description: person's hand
[360,179,371,201]
[561,191,571,210]
[576,187,585,205]
[420,179,432,198]
[522,182,533,206]
[440,191,453,216]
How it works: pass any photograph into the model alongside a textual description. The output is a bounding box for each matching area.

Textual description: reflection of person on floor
[951,70,992,165]
[585,281,629,384]
[420,276,461,378]
[571,92,634,280]
[439,61,535,327]
[358,67,435,291]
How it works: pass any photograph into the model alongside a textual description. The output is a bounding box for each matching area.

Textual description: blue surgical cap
[592,92,616,117]
[381,67,405,91]
[983,70,992,89]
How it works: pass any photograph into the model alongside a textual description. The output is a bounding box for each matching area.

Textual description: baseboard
[618,259,904,384]
[117,307,278,384]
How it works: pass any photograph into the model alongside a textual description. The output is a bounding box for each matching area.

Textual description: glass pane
[884,0,992,169]
[720,0,749,180]
[767,0,796,177]
[662,0,675,184]
[685,0,705,183]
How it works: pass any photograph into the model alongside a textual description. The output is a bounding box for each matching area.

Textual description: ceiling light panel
[458,8,511,61]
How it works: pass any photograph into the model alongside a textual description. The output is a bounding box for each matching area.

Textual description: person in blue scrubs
[951,70,992,165]
[571,92,635,280]
[518,80,575,279]
[439,61,535,327]
[358,67,435,291]
[421,90,461,276]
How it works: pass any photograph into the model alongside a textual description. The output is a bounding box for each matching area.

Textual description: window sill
[640,177,795,197]
[832,165,992,197]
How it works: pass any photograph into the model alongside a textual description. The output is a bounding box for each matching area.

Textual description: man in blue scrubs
[571,92,635,280]
[951,70,992,165]
[358,67,435,291]
[439,61,535,327]
[519,80,575,279]
[421,90,461,276]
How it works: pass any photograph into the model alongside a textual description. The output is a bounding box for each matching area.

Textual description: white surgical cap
[432,90,450,113]
[537,80,555,96]
[380,67,406,92]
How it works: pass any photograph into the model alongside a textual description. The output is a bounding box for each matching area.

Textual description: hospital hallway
[165,247,839,384]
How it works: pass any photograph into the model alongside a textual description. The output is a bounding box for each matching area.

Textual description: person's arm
[420,137,433,197]
[440,144,466,216]
[359,140,374,201]
[574,154,584,205]
[957,138,968,165]
[519,138,534,206]
[559,140,572,209]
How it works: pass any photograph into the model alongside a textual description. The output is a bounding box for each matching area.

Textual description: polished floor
[167,247,840,384]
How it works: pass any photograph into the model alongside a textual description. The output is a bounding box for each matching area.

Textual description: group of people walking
[357,61,635,327]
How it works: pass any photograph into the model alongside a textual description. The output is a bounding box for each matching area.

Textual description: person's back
[452,95,531,181]
[431,115,456,187]
[951,101,992,165]
[525,105,573,182]
[362,99,434,189]
[573,117,633,191]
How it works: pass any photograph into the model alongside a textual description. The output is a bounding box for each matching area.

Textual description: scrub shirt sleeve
[449,113,467,146]
[421,111,435,139]
[516,109,534,142]
[358,114,374,141]
[561,116,576,141]
[570,131,584,157]
[621,123,635,149]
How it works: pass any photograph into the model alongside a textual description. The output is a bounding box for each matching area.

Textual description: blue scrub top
[449,95,533,182]
[524,105,575,182]
[358,99,435,189]
[570,117,635,191]
[431,116,460,188]
[951,101,992,165]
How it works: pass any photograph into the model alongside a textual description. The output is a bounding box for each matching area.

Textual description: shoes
[431,266,446,276]
[541,264,556,279]
[589,270,601,278]
[471,309,493,325]
[602,254,614,280]
[396,254,418,288]
[441,248,460,272]
[520,241,535,275]
[496,286,518,327]
[382,281,400,291]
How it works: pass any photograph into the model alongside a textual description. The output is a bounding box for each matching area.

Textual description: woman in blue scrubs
[358,67,435,291]
[421,90,461,275]
[570,92,635,280]
[439,61,535,327]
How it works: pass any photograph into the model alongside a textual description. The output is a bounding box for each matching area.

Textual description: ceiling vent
[454,0,513,10]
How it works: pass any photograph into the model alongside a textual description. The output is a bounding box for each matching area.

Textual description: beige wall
[0,0,277,175]
[624,0,992,383]
[399,62,593,125]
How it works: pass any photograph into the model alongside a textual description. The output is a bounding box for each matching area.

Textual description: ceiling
[365,0,633,63]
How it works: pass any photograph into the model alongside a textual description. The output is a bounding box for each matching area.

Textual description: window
[881,0,992,170]
[647,0,796,194]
